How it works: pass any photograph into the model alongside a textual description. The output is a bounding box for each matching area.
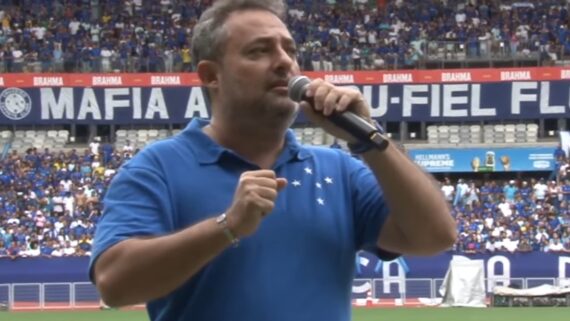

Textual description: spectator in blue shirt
[504,180,518,203]
[554,143,566,160]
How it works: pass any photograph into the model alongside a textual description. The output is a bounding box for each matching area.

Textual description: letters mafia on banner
[1,68,570,124]
[0,75,210,124]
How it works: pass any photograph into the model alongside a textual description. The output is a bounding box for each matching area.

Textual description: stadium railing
[0,277,566,310]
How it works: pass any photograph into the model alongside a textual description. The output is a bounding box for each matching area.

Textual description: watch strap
[216,213,239,247]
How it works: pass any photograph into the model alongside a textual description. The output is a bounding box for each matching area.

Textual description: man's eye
[250,48,268,54]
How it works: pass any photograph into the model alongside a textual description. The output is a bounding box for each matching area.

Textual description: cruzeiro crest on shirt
[0,88,32,120]
[290,165,335,206]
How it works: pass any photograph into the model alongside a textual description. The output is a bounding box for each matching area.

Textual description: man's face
[214,9,300,123]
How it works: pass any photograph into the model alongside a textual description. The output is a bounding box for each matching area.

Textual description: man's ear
[196,61,219,91]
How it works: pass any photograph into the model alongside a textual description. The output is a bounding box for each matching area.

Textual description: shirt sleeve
[347,155,399,260]
[88,160,175,282]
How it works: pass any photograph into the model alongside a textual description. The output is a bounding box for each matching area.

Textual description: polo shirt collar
[180,118,312,166]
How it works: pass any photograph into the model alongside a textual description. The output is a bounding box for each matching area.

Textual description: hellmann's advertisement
[408,147,555,172]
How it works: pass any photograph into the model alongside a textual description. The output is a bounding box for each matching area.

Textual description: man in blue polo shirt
[89,1,456,320]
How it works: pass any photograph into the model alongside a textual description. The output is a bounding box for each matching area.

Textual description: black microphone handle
[328,111,379,142]
[301,95,378,142]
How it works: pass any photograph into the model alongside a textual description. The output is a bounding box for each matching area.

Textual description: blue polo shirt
[90,118,392,321]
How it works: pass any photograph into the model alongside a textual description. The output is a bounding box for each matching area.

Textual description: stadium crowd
[0,141,133,259]
[0,141,569,258]
[447,145,570,254]
[1,0,569,258]
[0,0,568,73]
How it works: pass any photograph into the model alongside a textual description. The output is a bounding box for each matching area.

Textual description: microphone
[288,75,380,143]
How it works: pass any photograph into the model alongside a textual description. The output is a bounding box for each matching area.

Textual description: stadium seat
[116,129,127,138]
[158,129,169,138]
[13,131,24,139]
[427,126,438,143]
[58,130,69,138]
[47,130,58,138]
[148,129,159,138]
[493,124,505,133]
[525,124,538,142]
[1,130,12,139]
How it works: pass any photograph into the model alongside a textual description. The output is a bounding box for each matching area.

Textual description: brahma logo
[92,76,123,86]
[441,72,472,82]
[500,71,531,81]
[382,73,413,83]
[324,74,354,84]
[0,88,32,120]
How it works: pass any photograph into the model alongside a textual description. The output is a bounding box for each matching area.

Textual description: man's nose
[274,46,295,72]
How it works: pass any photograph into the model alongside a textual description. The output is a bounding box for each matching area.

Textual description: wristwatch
[347,120,389,154]
[216,213,239,247]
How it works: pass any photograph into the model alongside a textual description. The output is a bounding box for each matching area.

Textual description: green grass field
[1,307,569,321]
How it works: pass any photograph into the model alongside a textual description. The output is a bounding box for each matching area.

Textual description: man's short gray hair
[191,0,287,67]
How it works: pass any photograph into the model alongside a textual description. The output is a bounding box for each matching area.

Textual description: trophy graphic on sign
[485,151,496,171]
[471,156,481,172]
[501,155,511,171]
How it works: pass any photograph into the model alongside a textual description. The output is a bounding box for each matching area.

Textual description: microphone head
[288,75,310,102]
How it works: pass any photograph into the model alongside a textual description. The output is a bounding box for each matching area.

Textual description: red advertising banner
[1,67,570,87]
[0,73,202,88]
[307,67,569,84]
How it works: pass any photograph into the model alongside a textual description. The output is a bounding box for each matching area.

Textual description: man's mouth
[270,80,289,88]
[269,81,290,95]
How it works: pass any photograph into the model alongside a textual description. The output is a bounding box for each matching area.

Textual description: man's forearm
[361,143,456,254]
[94,216,231,307]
